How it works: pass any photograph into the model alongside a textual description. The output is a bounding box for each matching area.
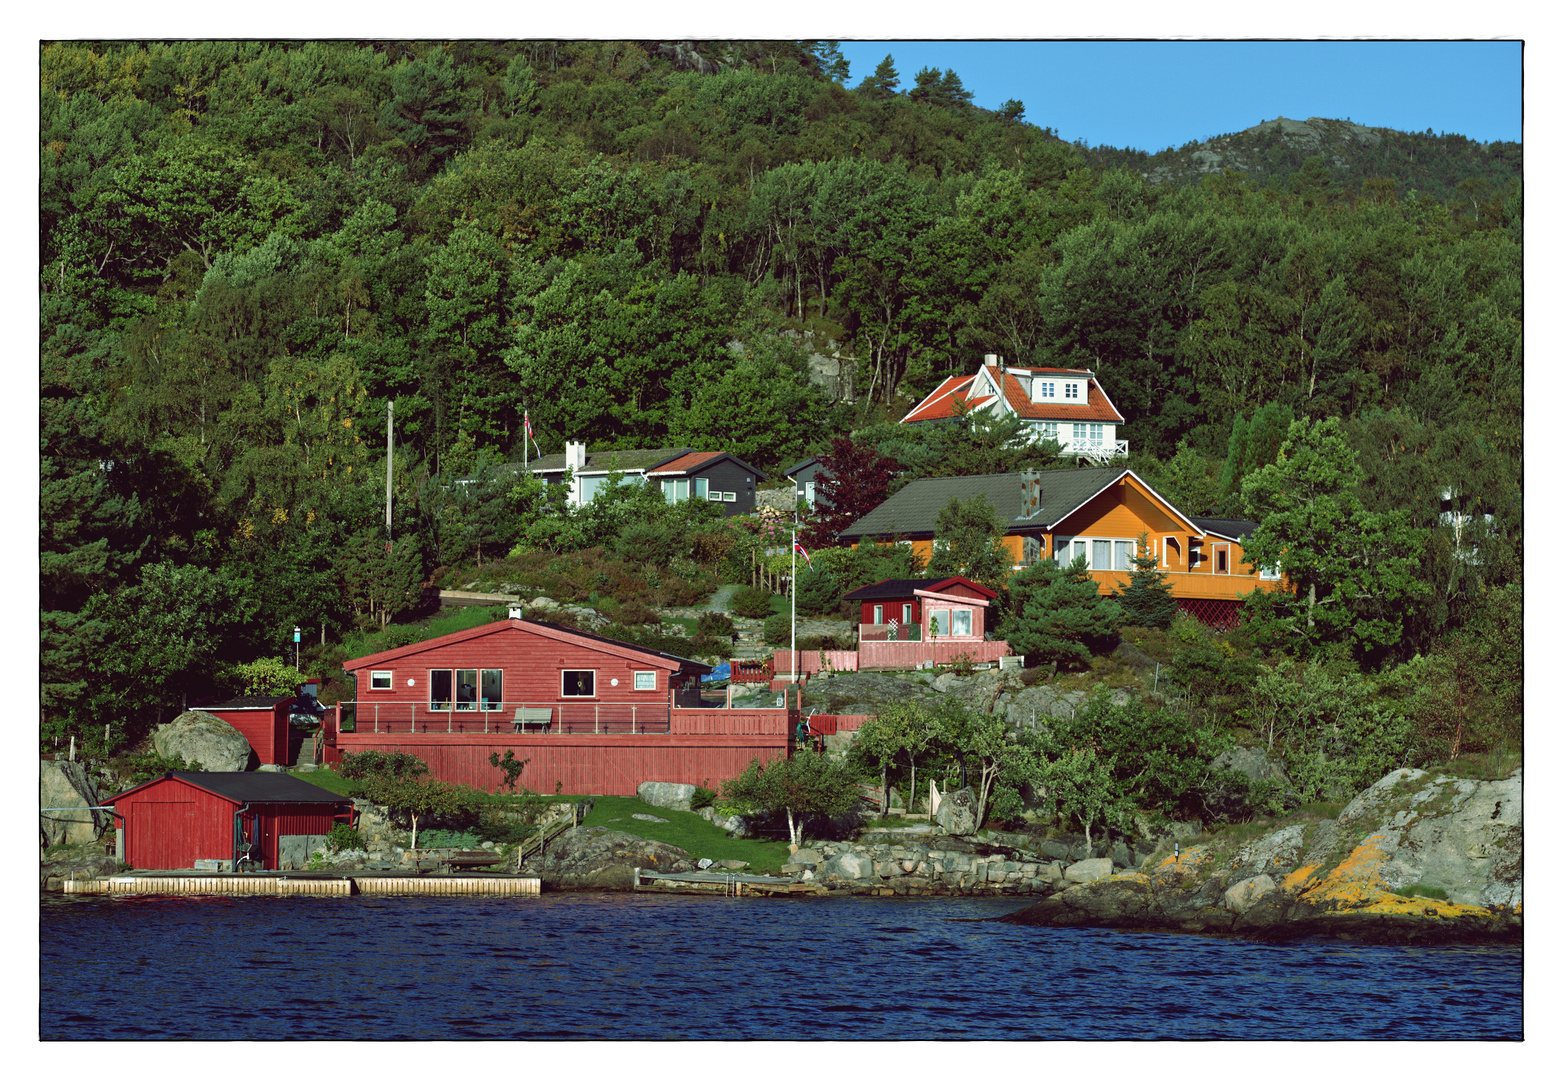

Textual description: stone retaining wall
[785,838,1110,897]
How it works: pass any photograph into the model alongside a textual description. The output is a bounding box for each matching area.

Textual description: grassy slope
[583,796,793,871]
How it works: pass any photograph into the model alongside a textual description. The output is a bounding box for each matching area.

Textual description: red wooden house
[844,576,998,642]
[200,695,295,766]
[107,771,353,871]
[330,613,792,795]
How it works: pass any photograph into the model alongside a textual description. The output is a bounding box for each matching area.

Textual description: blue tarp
[702,662,731,683]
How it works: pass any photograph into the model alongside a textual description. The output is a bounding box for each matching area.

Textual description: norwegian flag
[794,540,813,570]
[524,412,534,440]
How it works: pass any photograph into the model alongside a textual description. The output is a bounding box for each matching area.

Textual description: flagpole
[790,521,797,688]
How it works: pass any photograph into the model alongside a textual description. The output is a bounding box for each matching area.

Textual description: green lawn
[582,796,793,871]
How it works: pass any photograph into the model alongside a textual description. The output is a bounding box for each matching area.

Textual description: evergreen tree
[999,556,1122,669]
[1114,532,1179,629]
[858,54,900,99]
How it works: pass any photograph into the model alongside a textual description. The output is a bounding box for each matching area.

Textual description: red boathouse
[108,771,354,871]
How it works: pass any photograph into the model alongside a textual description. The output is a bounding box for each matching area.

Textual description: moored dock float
[633,867,827,897]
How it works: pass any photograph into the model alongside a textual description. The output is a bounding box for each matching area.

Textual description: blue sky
[835,42,1522,151]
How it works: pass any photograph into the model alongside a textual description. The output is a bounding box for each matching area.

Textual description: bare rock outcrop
[523,826,697,890]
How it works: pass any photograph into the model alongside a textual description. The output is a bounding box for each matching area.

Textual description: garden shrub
[696,612,735,637]
[691,786,718,810]
[326,822,366,852]
[731,586,776,619]
[763,612,792,645]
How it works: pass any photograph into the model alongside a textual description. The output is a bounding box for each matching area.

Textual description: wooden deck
[64,873,540,896]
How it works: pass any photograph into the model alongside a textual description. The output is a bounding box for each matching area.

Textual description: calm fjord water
[41,892,1520,1040]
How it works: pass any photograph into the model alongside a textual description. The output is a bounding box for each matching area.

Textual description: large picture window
[430,668,503,711]
[952,609,972,636]
[562,670,596,697]
[929,609,950,637]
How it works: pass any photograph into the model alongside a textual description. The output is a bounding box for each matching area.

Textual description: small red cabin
[200,696,295,766]
[843,576,998,642]
[108,771,353,871]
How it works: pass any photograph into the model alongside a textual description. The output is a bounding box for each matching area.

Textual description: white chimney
[565,440,587,471]
[1019,471,1042,520]
[508,605,524,620]
[984,353,1000,368]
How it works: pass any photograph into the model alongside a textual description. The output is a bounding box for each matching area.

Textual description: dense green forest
[40,40,1521,760]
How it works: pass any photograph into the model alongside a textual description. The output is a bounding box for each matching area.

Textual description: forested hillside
[40,40,1521,754]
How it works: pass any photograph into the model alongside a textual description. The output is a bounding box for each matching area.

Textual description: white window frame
[1038,381,1056,399]
[1065,382,1081,400]
[633,671,657,691]
[662,478,689,501]
[722,491,736,502]
[429,669,454,711]
[1259,563,1282,581]
[561,670,597,698]
[804,481,815,504]
[1042,421,1059,441]
[481,669,503,712]
[1071,537,1139,571]
[952,609,973,637]
[1163,535,1181,569]
[902,603,913,624]
[873,604,883,625]
[929,609,951,637]
[370,670,392,691]
[693,477,709,499]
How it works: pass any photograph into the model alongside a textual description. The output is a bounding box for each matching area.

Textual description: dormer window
[1065,382,1080,400]
[1040,382,1056,399]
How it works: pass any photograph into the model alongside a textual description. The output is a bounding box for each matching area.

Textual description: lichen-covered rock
[524,826,696,889]
[1223,874,1277,914]
[801,672,940,713]
[1003,766,1523,943]
[153,711,253,772]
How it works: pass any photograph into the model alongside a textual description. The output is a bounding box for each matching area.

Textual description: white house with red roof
[901,354,1128,465]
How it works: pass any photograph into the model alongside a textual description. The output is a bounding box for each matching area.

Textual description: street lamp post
[293,625,301,672]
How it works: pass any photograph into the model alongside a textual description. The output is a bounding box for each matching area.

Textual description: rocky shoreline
[522,766,1522,945]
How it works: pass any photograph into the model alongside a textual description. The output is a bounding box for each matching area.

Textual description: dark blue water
[40,893,1521,1039]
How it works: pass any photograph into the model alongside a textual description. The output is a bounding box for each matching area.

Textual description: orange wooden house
[837,467,1282,630]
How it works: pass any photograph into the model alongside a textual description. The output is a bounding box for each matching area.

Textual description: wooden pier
[63,873,539,897]
[633,867,827,897]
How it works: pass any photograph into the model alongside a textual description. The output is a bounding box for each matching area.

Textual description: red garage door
[127,800,198,870]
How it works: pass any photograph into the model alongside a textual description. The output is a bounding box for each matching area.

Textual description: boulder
[1064,857,1114,884]
[153,711,253,772]
[636,781,695,813]
[1109,839,1133,868]
[631,813,669,823]
[1223,874,1277,915]
[40,760,110,847]
[935,787,979,835]
[525,826,697,889]
[818,852,874,881]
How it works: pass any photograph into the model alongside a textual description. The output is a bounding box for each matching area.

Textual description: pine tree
[858,54,900,99]
[999,556,1122,669]
[1113,532,1179,630]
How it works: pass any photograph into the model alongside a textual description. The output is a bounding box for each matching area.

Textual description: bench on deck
[446,850,506,873]
[513,706,552,733]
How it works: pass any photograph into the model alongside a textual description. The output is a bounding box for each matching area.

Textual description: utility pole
[385,400,394,547]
